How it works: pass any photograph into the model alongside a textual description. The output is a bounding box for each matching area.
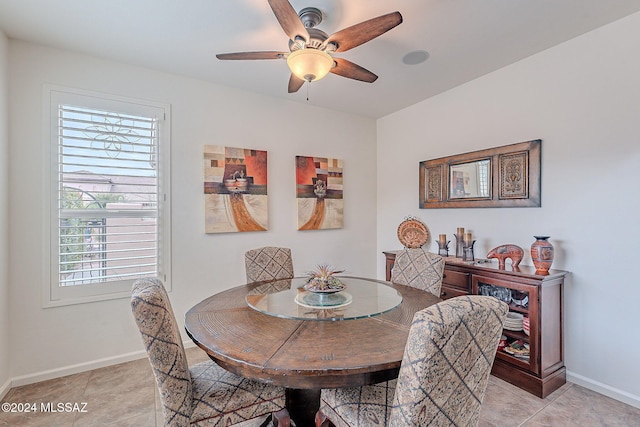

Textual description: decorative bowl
[304,279,345,294]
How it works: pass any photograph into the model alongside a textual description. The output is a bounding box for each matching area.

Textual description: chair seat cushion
[319,379,397,427]
[190,361,286,426]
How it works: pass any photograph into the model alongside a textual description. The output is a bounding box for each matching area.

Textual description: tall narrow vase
[531,236,554,275]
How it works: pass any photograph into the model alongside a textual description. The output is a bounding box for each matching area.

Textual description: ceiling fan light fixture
[287,48,334,82]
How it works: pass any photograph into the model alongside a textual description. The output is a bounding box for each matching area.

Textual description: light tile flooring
[1,346,639,426]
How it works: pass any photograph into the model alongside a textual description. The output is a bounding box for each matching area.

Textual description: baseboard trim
[567,370,640,409]
[10,341,197,389]
[10,350,147,388]
[0,377,11,401]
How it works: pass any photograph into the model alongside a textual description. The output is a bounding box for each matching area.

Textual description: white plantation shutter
[47,87,171,306]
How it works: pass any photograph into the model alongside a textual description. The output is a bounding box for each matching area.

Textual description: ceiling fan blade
[324,11,403,53]
[216,51,286,60]
[268,0,309,43]
[288,74,305,93]
[330,58,378,83]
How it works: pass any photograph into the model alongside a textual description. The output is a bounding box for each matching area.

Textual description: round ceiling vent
[402,50,430,65]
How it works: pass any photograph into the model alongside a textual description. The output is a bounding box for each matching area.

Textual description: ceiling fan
[216,0,403,93]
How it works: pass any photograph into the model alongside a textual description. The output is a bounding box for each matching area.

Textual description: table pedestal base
[286,388,320,427]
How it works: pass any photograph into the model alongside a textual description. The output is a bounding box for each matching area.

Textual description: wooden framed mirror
[419,139,541,208]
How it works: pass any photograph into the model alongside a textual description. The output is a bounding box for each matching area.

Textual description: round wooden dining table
[184,276,440,426]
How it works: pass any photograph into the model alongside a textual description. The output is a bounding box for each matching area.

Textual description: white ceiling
[1,0,640,118]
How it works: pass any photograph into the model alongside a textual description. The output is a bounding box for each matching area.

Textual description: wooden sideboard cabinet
[383,250,567,398]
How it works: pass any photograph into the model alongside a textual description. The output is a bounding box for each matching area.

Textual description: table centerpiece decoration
[303,264,346,293]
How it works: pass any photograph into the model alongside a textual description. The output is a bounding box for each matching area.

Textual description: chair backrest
[245,246,294,283]
[390,249,444,296]
[131,278,193,427]
[390,295,509,427]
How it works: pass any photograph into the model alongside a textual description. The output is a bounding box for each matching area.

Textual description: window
[44,86,171,306]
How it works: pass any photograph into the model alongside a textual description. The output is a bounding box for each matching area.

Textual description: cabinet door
[472,275,540,375]
[442,269,470,291]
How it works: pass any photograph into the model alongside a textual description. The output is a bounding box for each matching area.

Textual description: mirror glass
[449,159,490,199]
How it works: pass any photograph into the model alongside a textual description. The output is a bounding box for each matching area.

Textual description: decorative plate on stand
[397,217,429,248]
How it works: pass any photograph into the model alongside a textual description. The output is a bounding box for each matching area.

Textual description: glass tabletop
[245,276,403,321]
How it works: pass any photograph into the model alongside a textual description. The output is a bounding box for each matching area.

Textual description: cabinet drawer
[440,286,469,300]
[443,270,470,290]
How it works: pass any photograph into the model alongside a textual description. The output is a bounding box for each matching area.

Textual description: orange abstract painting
[204,145,268,233]
[295,156,343,230]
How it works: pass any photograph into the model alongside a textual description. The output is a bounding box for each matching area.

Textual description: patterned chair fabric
[247,279,293,295]
[245,246,294,283]
[390,249,445,297]
[131,278,287,427]
[318,295,509,427]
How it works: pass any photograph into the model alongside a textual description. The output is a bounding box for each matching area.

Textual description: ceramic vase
[530,236,554,275]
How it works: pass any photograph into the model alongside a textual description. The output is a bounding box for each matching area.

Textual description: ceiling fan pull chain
[306,81,310,101]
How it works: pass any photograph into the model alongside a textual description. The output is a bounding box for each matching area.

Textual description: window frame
[42,85,171,307]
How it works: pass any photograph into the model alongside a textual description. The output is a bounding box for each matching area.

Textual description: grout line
[517,383,574,426]
[72,372,92,426]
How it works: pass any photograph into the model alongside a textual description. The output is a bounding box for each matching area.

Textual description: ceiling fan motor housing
[290,27,328,50]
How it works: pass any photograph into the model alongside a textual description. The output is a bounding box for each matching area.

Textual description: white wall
[7,41,377,380]
[0,30,10,398]
[377,12,640,407]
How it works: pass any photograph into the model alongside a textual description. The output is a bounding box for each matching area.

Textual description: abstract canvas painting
[204,145,268,233]
[295,156,343,230]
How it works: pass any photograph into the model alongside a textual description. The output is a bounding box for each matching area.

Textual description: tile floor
[1,346,639,426]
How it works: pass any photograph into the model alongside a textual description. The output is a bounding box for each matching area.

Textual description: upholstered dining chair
[245,246,294,283]
[315,295,509,427]
[390,248,445,297]
[131,278,290,427]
